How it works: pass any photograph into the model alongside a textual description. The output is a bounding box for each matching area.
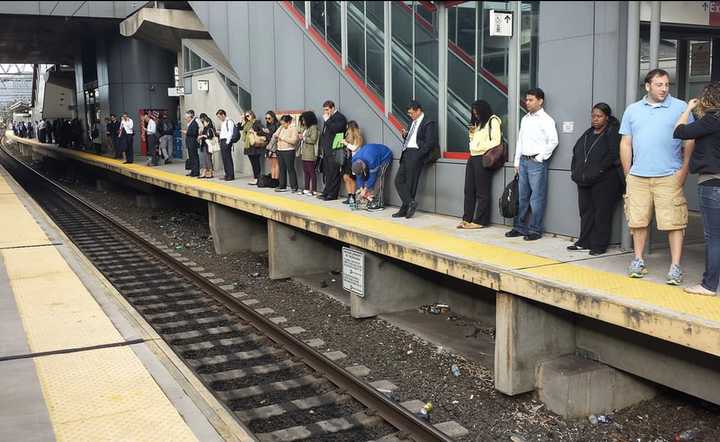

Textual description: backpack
[229,121,241,145]
[499,175,519,219]
[257,174,279,188]
[161,119,174,136]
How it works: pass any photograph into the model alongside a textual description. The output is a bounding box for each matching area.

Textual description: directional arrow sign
[489,10,513,37]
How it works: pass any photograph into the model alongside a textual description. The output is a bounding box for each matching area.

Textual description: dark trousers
[278,150,298,190]
[576,173,622,252]
[124,133,134,163]
[113,137,122,158]
[248,154,262,179]
[148,134,159,165]
[321,151,342,199]
[463,155,492,225]
[186,138,200,176]
[395,149,425,208]
[220,140,235,179]
[303,160,317,191]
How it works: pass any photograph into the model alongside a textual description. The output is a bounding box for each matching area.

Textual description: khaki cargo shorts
[624,174,688,231]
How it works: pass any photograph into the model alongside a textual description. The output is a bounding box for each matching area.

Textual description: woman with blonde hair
[341,120,364,205]
[674,81,720,295]
[241,110,264,185]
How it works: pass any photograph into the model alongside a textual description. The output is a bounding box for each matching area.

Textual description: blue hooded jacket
[353,143,393,189]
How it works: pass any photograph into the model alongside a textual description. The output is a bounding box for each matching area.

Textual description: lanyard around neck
[583,128,606,164]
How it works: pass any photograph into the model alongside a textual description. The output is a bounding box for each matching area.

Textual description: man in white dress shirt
[216,109,236,181]
[506,88,559,241]
[120,112,134,164]
[144,113,159,166]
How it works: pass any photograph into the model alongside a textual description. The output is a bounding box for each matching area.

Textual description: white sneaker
[302,190,311,195]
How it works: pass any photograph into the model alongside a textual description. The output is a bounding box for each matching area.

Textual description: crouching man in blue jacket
[351,143,393,212]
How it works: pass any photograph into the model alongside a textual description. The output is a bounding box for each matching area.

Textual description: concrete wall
[188,1,627,238]
[41,80,75,120]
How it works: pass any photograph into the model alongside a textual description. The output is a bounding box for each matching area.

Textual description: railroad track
[0,141,456,442]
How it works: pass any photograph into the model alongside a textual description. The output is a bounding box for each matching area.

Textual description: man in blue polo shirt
[620,68,695,284]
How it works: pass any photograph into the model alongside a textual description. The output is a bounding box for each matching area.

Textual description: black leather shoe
[567,244,587,251]
[405,201,417,218]
[392,210,407,218]
[523,233,542,241]
[224,177,234,181]
[505,229,524,238]
[589,249,606,256]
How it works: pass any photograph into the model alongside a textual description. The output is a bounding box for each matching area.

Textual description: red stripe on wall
[443,151,471,160]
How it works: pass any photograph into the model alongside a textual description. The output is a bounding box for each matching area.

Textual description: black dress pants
[463,154,492,225]
[395,149,425,208]
[124,134,134,163]
[148,134,159,165]
[278,150,298,190]
[321,151,342,199]
[576,173,622,252]
[220,140,235,179]
[186,139,200,176]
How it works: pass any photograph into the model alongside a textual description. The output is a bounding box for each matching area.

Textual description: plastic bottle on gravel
[676,429,698,441]
[416,402,432,421]
[451,364,460,377]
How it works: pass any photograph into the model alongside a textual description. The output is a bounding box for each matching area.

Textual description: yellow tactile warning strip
[33,347,197,442]
[0,172,15,194]
[0,193,53,249]
[13,133,720,355]
[2,246,125,352]
[0,189,198,440]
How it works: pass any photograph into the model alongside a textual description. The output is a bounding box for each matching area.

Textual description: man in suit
[317,100,348,201]
[107,114,121,159]
[393,100,438,219]
[183,110,200,177]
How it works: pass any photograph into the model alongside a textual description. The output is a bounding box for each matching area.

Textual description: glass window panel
[366,22,385,98]
[455,2,476,60]
[391,2,413,123]
[227,78,240,103]
[414,3,438,119]
[190,50,201,71]
[310,1,325,37]
[481,2,509,85]
[293,1,305,14]
[366,1,384,29]
[447,3,476,152]
[183,46,190,72]
[201,58,211,69]
[520,1,539,96]
[326,1,342,52]
[347,2,366,78]
[448,8,457,46]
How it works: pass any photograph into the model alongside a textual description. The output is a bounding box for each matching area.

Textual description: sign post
[342,247,365,297]
[489,10,513,37]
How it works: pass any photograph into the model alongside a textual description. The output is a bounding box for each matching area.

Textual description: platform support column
[208,202,267,255]
[267,220,341,280]
[494,292,576,395]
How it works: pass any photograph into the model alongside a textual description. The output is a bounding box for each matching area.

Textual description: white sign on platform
[562,121,575,134]
[168,87,185,97]
[342,247,365,297]
[489,10,513,37]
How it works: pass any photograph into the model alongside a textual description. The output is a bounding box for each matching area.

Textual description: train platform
[0,158,252,440]
[7,132,720,409]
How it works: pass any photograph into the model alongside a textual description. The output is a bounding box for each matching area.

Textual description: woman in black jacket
[674,82,720,296]
[263,111,280,181]
[568,103,623,255]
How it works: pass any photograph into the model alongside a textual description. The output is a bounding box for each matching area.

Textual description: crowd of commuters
[17,68,719,296]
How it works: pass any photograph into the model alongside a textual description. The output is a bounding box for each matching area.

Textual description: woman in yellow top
[458,100,502,229]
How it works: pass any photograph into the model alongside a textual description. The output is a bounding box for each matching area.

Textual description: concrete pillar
[494,293,576,395]
[537,355,657,418]
[576,317,720,406]
[349,249,493,320]
[208,202,268,255]
[267,220,341,280]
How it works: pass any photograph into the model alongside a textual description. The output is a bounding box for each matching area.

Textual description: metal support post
[622,0,640,252]
[507,1,522,160]
[384,2,392,116]
[438,4,448,154]
[341,1,348,69]
[304,1,310,29]
[649,1,661,69]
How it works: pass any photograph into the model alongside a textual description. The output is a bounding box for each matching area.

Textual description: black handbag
[499,175,519,219]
